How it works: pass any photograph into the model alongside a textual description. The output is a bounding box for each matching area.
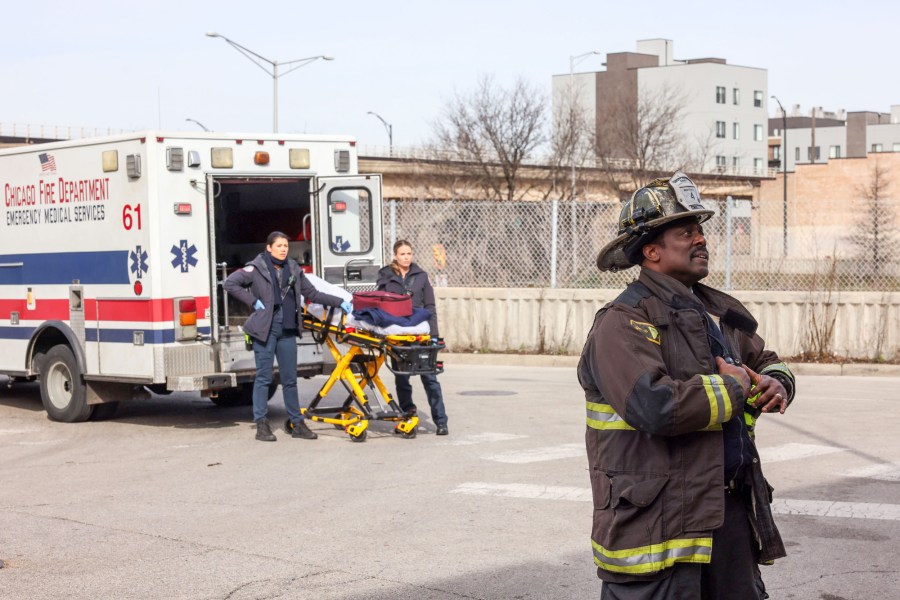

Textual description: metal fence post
[550,199,559,288]
[389,199,397,253]
[724,195,732,291]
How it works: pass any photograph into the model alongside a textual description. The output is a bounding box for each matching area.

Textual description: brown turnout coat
[577,268,793,582]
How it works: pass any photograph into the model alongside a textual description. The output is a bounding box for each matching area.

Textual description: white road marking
[482,443,583,463]
[452,482,900,521]
[442,432,528,447]
[451,482,592,502]
[843,462,900,482]
[771,499,900,521]
[758,442,845,463]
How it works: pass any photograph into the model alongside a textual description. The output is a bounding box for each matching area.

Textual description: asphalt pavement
[0,360,898,599]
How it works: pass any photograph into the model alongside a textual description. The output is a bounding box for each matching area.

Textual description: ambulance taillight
[174,297,198,340]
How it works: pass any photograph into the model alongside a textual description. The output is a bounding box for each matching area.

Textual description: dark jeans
[394,370,447,426]
[600,488,762,599]
[252,317,302,424]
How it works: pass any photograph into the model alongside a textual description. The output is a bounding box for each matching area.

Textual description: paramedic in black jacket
[224,231,352,442]
[376,240,449,435]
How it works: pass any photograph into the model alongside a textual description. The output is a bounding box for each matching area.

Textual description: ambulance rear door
[314,175,384,290]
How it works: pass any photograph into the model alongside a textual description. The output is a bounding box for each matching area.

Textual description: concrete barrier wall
[436,287,900,360]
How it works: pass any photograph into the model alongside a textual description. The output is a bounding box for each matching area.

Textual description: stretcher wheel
[400,430,417,439]
[349,430,367,443]
[283,419,294,434]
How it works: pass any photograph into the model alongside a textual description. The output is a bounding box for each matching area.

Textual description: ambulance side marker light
[174,203,192,215]
[254,151,270,165]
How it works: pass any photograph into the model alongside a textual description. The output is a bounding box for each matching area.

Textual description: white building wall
[637,62,769,175]
[866,123,900,153]
[551,72,597,124]
[781,126,846,168]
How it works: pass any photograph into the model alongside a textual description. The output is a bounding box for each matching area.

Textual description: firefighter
[578,172,795,599]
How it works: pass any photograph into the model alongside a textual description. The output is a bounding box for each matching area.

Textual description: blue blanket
[352,307,432,328]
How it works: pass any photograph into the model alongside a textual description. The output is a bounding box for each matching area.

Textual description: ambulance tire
[40,345,91,423]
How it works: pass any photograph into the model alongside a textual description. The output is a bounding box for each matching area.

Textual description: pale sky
[3,0,898,151]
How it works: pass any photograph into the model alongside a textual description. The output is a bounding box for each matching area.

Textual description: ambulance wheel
[39,345,91,423]
[349,430,367,443]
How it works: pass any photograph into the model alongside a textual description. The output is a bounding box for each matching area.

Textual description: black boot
[255,419,277,442]
[291,419,318,440]
[436,424,449,436]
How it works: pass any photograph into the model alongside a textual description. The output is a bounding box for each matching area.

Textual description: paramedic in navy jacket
[225,231,352,442]
[376,240,449,435]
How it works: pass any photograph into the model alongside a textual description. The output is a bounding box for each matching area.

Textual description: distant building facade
[769,105,900,171]
[552,39,771,177]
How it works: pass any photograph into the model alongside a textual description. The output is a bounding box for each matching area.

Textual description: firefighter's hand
[742,364,788,414]
[253,299,265,311]
[340,300,353,314]
[716,356,751,398]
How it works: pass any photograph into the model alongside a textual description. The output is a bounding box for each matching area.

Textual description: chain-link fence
[384,196,900,291]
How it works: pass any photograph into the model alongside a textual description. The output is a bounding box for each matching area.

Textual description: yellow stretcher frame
[293,307,444,442]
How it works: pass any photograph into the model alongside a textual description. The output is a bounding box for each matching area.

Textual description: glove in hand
[253,299,265,311]
[340,300,353,314]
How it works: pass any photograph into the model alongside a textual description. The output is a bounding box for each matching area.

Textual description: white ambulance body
[0,131,384,421]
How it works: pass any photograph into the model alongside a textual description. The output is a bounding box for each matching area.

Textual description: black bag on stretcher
[351,291,413,317]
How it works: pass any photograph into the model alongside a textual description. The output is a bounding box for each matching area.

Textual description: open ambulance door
[314,175,385,290]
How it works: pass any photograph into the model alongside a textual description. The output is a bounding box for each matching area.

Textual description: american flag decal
[39,153,57,173]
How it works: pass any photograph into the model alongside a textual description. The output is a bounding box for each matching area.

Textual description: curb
[440,353,900,376]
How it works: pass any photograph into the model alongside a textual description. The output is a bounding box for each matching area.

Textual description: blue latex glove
[340,300,353,314]
[253,299,265,311]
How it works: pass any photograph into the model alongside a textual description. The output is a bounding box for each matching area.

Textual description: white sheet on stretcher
[303,274,431,336]
[346,315,431,336]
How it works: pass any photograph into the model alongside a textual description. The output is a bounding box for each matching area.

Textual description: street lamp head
[205,31,220,38]
[322,56,335,61]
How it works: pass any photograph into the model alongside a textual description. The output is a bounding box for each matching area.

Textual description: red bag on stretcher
[352,291,413,317]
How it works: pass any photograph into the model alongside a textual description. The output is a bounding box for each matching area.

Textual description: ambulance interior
[212,177,313,329]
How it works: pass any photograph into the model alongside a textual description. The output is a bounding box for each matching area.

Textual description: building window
[754,90,764,108]
[773,146,781,160]
[871,143,883,153]
[715,155,726,172]
[795,147,800,161]
[807,146,820,161]
[732,156,741,169]
[716,121,726,138]
[716,86,726,104]
[829,145,841,159]
[893,143,900,152]
[733,88,740,105]
[754,124,764,141]
[754,158,764,174]
[733,123,740,140]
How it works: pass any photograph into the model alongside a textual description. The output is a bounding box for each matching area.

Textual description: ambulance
[0,132,384,421]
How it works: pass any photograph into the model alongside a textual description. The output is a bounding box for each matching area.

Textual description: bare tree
[593,82,689,193]
[544,78,597,201]
[431,76,546,201]
[849,161,896,282]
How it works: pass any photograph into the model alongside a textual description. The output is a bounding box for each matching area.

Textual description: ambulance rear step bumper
[166,373,236,392]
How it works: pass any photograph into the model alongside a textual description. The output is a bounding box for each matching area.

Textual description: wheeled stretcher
[289,306,445,442]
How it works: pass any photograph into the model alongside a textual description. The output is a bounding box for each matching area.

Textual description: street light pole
[567,51,600,281]
[568,51,601,200]
[771,95,788,257]
[185,118,210,132]
[206,32,333,133]
[367,111,393,157]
